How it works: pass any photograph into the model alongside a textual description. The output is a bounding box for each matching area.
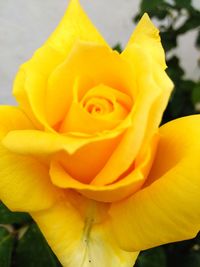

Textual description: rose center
[83,97,114,116]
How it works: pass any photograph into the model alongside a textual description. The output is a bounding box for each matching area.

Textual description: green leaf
[181,234,200,267]
[181,251,200,267]
[165,238,200,267]
[161,30,178,52]
[196,30,200,48]
[0,201,32,225]
[113,43,122,53]
[140,0,164,13]
[166,56,185,81]
[177,11,200,34]
[191,82,200,105]
[0,227,14,267]
[14,223,62,267]
[140,0,171,19]
[135,247,167,267]
[174,0,192,9]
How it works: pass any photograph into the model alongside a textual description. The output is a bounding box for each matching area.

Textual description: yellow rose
[0,0,200,266]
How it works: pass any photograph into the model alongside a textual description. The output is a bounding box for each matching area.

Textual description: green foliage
[135,235,200,267]
[135,247,167,267]
[113,43,123,53]
[14,224,62,267]
[0,227,14,267]
[0,202,31,225]
[0,202,61,267]
[192,82,200,106]
[196,31,200,48]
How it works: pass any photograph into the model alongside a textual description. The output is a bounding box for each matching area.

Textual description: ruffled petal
[109,115,200,251]
[31,194,138,267]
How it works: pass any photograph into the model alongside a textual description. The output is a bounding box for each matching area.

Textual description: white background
[0,0,199,104]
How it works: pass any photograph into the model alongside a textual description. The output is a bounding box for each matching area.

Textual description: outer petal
[109,115,200,251]
[0,106,60,211]
[2,128,123,155]
[124,13,166,69]
[0,147,60,212]
[31,194,138,267]
[13,0,107,129]
[0,106,34,137]
[46,0,107,54]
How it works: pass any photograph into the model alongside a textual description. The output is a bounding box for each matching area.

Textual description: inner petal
[84,97,114,116]
[51,134,122,184]
[81,84,132,120]
[45,42,136,128]
[60,83,133,134]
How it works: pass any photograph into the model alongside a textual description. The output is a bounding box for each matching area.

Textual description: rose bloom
[0,0,200,266]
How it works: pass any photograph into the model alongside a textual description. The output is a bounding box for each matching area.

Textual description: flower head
[0,1,200,266]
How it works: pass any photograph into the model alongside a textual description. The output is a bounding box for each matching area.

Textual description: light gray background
[0,0,199,105]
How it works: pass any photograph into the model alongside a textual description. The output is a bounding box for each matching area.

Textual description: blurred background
[0,0,200,266]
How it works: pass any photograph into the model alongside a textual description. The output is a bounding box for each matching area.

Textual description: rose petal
[118,16,173,165]
[49,135,157,202]
[109,115,200,251]
[47,42,135,127]
[51,136,121,184]
[31,194,138,267]
[0,106,59,211]
[4,45,172,187]
[46,0,107,54]
[3,129,122,184]
[2,128,123,156]
[0,106,34,137]
[0,147,60,212]
[60,83,132,134]
[13,0,108,129]
[124,13,166,69]
[92,44,172,186]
